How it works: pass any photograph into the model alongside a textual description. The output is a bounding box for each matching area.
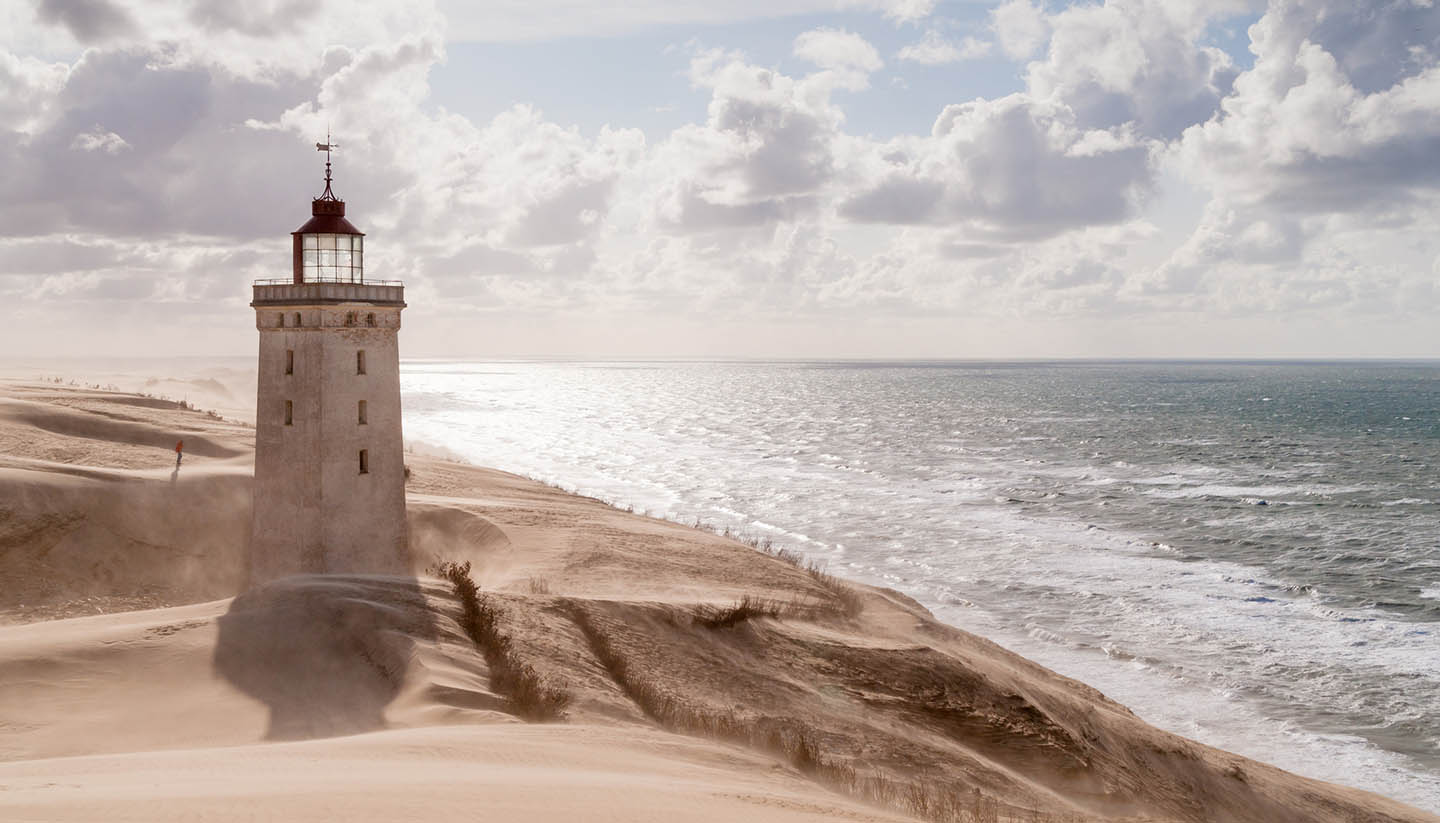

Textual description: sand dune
[0,724,919,823]
[0,379,1435,823]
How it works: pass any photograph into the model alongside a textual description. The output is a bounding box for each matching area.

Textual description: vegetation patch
[567,603,1082,822]
[435,560,571,721]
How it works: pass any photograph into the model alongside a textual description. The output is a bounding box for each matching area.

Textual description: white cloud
[992,0,1049,60]
[874,0,937,24]
[6,0,446,78]
[793,28,883,74]
[650,51,847,231]
[840,94,1153,237]
[437,0,838,42]
[897,30,992,65]
[69,126,130,154]
[0,52,69,135]
[2,0,1439,356]
[1161,0,1440,291]
[1023,0,1240,138]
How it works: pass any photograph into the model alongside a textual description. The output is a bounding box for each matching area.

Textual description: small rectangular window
[358,449,369,474]
[357,350,366,375]
[285,350,294,375]
[284,400,293,426]
[358,400,367,425]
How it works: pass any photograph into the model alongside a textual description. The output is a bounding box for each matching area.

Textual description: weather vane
[315,129,339,201]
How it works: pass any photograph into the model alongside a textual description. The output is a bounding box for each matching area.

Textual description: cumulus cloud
[897,30,992,65]
[69,125,129,154]
[648,51,847,232]
[876,0,937,23]
[0,47,320,238]
[1023,0,1240,138]
[2,0,1438,355]
[794,27,882,72]
[841,94,1152,237]
[188,0,320,37]
[1159,0,1440,288]
[992,0,1049,60]
[1179,0,1440,213]
[0,52,69,134]
[35,0,136,43]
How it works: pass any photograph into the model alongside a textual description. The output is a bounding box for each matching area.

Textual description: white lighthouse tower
[249,140,408,582]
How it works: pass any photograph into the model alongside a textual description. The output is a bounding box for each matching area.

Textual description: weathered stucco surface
[250,299,407,582]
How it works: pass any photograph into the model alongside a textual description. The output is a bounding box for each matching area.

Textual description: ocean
[401,360,1440,811]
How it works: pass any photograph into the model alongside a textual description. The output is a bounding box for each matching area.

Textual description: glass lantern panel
[353,250,363,272]
[322,234,338,251]
[303,234,317,250]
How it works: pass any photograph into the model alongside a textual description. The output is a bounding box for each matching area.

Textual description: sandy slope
[0,380,1434,823]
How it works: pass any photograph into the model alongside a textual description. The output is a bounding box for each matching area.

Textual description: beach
[0,375,1436,823]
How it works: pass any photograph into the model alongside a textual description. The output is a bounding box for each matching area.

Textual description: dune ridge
[0,379,1434,823]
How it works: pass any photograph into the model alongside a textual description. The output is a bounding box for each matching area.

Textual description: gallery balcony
[251,279,406,307]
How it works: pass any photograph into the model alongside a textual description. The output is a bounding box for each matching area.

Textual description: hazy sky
[2,0,1438,358]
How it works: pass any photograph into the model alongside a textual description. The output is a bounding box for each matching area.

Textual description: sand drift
[0,381,1433,823]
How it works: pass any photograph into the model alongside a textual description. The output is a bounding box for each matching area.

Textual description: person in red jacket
[175,440,183,468]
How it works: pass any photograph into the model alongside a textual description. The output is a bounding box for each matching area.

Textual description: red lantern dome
[291,137,365,284]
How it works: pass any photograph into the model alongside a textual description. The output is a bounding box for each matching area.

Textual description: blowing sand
[0,379,1434,823]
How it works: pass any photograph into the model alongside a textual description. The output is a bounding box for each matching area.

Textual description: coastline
[0,377,1436,822]
[397,358,1440,811]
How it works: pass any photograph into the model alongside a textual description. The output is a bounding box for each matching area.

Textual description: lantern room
[291,140,365,284]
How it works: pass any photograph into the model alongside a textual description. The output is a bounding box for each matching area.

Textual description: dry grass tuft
[567,603,1082,823]
[435,560,571,721]
[802,560,866,617]
[735,535,865,617]
[692,593,849,629]
[693,594,785,629]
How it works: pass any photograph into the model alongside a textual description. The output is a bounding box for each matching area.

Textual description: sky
[1,0,1438,359]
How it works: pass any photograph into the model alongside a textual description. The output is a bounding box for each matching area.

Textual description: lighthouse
[249,140,408,582]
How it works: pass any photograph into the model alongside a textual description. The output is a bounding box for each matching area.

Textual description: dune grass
[435,560,571,721]
[567,602,1084,823]
[692,592,851,629]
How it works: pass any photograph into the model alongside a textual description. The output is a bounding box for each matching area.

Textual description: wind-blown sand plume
[0,379,1435,823]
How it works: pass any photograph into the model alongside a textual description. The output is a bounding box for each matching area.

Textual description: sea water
[401,360,1440,811]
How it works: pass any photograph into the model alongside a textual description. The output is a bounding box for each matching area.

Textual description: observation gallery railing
[251,280,405,306]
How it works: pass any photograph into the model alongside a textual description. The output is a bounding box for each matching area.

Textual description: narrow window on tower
[358,400,367,425]
[366,313,376,326]
[357,350,366,375]
[277,313,285,328]
[284,400,293,426]
[285,350,294,375]
[358,449,369,474]
[294,312,302,327]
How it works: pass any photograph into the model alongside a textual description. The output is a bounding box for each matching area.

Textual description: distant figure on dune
[175,440,184,468]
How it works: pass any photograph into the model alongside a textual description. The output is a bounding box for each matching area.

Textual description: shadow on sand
[212,574,437,741]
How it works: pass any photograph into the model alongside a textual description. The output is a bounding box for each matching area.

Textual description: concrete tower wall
[250,299,407,582]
